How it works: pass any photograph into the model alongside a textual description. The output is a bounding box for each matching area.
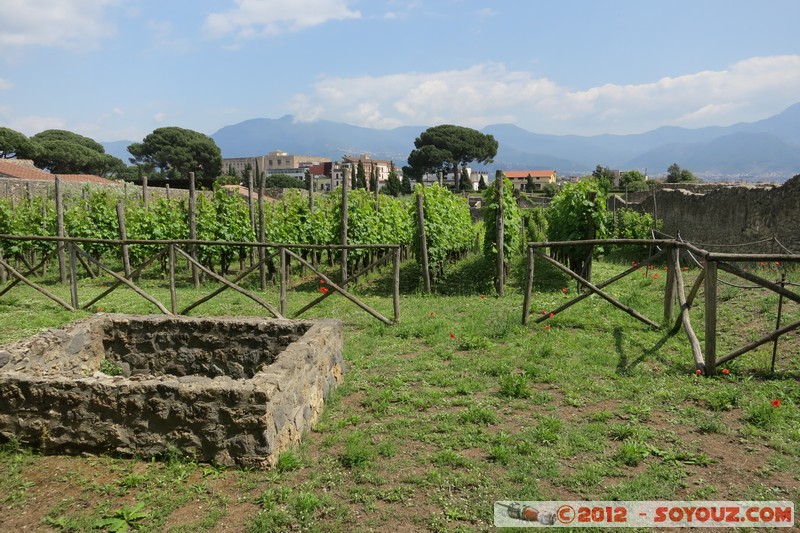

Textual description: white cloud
[0,0,119,50]
[205,0,360,38]
[0,78,12,90]
[153,112,167,124]
[289,56,800,134]
[7,115,67,136]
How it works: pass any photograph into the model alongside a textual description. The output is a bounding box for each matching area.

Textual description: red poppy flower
[544,325,550,331]
[561,287,568,294]
[319,287,329,294]
[549,313,554,318]
[771,399,781,408]
[652,274,659,279]
[775,261,780,266]
[695,369,702,375]
[319,279,325,284]
[541,310,547,315]
[761,261,766,266]
[721,368,730,375]
[480,295,486,299]
[449,333,455,339]
[97,307,104,313]
[100,284,106,289]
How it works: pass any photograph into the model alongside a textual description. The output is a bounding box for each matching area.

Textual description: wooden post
[116,202,132,279]
[165,184,170,200]
[704,260,718,375]
[68,242,79,309]
[341,167,349,289]
[258,166,266,290]
[168,244,177,314]
[248,169,256,267]
[393,247,401,323]
[522,245,534,325]
[495,170,505,297]
[374,166,380,212]
[415,191,431,293]
[41,199,48,276]
[55,176,67,284]
[280,247,287,317]
[142,174,149,208]
[0,251,6,284]
[664,246,677,323]
[188,172,199,288]
[771,274,786,373]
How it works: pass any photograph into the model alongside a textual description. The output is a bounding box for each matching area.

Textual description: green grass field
[0,253,798,531]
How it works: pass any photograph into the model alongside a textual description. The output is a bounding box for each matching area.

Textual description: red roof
[0,159,115,184]
[504,170,556,179]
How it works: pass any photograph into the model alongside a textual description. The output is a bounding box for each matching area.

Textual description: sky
[1,0,799,144]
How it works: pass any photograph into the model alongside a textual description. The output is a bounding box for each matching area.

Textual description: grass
[0,253,798,530]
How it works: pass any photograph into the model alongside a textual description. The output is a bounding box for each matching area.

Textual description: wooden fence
[523,238,800,375]
[0,235,401,325]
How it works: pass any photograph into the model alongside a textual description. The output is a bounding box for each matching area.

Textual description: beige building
[223,151,331,177]
[504,170,557,191]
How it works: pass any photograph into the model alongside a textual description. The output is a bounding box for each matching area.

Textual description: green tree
[385,169,401,196]
[0,127,35,159]
[542,182,559,197]
[407,125,498,191]
[242,162,253,186]
[127,126,222,179]
[27,129,125,176]
[620,169,648,191]
[591,165,615,192]
[460,167,472,191]
[356,160,367,189]
[666,163,700,183]
[478,175,487,191]
[401,164,424,184]
[400,171,413,194]
[265,173,306,189]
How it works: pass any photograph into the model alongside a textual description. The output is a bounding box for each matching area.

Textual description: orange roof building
[503,170,557,191]
[0,159,115,184]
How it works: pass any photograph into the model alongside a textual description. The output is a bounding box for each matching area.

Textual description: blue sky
[1,0,799,143]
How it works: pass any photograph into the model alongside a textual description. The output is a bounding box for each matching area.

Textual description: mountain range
[103,102,800,182]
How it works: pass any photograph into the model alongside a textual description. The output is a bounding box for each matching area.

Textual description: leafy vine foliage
[411,184,475,278]
[482,175,522,263]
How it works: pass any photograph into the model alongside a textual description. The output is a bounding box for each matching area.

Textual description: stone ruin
[0,314,344,468]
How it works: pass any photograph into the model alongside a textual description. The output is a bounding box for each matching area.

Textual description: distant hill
[103,102,800,182]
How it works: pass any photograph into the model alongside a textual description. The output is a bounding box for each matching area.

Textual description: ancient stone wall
[631,176,800,253]
[0,315,344,468]
[0,177,194,204]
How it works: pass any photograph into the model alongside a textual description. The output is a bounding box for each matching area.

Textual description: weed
[459,404,498,425]
[430,449,470,468]
[275,450,303,473]
[97,502,150,532]
[613,439,650,466]
[100,358,123,376]
[527,415,562,445]
[498,372,531,399]
[487,444,513,465]
[339,432,375,468]
[248,509,292,532]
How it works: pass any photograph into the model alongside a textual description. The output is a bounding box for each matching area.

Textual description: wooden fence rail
[0,234,401,325]
[523,238,800,375]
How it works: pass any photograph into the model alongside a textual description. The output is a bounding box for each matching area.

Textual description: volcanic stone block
[0,314,344,468]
